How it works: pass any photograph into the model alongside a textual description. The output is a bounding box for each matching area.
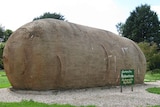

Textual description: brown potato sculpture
[3,19,146,90]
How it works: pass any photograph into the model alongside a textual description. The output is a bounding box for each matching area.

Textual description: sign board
[120,69,134,92]
[120,69,134,85]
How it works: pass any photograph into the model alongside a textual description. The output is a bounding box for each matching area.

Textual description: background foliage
[116,4,160,46]
[33,12,66,21]
[138,42,160,72]
[117,4,160,73]
[0,25,13,42]
[0,43,5,69]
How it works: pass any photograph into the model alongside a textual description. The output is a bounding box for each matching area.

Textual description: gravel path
[0,81,160,107]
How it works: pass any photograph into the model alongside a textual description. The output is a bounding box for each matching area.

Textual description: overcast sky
[0,0,160,34]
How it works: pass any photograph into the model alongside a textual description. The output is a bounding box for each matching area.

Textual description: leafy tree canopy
[4,29,13,42]
[33,12,66,21]
[116,22,124,36]
[117,4,160,45]
[0,25,4,39]
[0,25,13,42]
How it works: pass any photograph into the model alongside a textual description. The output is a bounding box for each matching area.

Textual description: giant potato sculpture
[3,19,146,90]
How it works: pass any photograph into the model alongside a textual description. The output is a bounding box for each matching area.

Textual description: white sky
[0,0,160,34]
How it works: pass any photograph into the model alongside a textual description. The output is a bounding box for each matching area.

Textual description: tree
[0,26,13,68]
[116,22,124,36]
[33,12,66,21]
[119,4,160,45]
[4,29,13,42]
[0,43,4,69]
[0,25,13,42]
[0,25,4,39]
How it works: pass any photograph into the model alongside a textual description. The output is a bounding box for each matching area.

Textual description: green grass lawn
[0,70,10,88]
[0,100,95,107]
[151,106,160,107]
[144,72,160,82]
[146,87,160,94]
[145,71,160,96]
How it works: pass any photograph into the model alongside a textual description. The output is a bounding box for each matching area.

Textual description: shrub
[149,54,160,71]
[150,69,160,73]
[0,43,5,69]
[138,42,160,72]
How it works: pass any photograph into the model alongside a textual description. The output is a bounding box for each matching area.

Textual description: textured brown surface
[3,19,146,90]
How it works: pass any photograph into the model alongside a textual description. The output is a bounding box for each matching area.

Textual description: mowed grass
[146,87,160,94]
[147,105,160,107]
[145,71,160,96]
[0,70,10,88]
[144,72,160,82]
[0,100,95,107]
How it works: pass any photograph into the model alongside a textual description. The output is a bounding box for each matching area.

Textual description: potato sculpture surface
[3,19,146,90]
